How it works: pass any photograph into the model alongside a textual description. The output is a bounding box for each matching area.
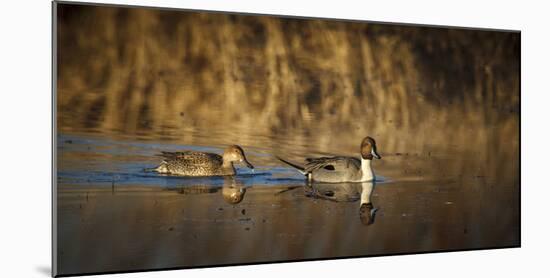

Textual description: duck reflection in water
[221,177,247,205]
[358,181,377,225]
[305,181,378,225]
[172,176,247,205]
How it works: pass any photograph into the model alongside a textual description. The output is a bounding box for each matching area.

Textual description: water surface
[56,131,519,275]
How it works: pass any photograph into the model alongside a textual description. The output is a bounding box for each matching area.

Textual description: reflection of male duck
[359,181,377,226]
[306,181,377,226]
[305,182,361,202]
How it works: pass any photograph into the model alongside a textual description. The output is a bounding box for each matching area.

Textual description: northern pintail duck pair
[152,136,381,183]
[278,136,381,183]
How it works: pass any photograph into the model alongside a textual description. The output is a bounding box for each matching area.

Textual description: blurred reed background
[56,4,519,179]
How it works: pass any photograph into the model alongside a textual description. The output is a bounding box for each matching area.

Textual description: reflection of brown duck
[221,177,247,205]
[172,177,247,204]
[152,145,254,176]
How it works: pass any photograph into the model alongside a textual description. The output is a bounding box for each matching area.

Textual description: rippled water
[56,129,519,275]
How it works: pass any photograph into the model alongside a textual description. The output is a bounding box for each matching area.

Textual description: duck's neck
[221,159,236,175]
[360,158,374,182]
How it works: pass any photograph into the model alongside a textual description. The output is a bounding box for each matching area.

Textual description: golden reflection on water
[55,3,519,276]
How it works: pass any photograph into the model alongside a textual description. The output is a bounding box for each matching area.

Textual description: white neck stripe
[360,158,374,182]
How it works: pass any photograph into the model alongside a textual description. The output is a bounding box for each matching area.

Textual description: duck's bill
[371,148,381,159]
[242,159,254,169]
[359,203,376,226]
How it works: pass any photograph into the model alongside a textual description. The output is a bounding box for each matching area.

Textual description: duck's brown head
[360,136,381,160]
[223,145,254,169]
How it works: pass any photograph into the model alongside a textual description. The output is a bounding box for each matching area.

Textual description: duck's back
[156,151,230,176]
[306,156,362,183]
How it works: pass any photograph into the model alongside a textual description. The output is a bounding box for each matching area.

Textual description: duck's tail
[143,167,159,173]
[276,156,308,176]
[143,161,167,173]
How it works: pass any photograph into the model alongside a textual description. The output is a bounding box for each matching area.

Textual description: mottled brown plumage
[153,145,253,176]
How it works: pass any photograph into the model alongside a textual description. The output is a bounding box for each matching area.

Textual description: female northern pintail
[277,136,381,183]
[152,145,254,176]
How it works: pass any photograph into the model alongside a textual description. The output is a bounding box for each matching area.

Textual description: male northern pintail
[152,145,254,176]
[277,136,381,183]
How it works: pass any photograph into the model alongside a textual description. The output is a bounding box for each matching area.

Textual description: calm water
[56,129,519,275]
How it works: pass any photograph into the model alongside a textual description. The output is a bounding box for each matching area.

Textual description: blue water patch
[58,168,305,188]
[57,133,305,188]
